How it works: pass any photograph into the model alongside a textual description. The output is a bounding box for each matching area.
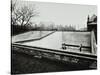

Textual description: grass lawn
[12,31,53,43]
[11,50,92,74]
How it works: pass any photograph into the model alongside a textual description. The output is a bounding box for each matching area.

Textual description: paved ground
[21,31,91,54]
[22,32,62,49]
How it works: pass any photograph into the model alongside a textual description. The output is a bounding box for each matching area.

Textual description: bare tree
[11,0,39,27]
[11,0,17,25]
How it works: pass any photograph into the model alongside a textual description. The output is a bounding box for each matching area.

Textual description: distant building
[87,14,97,31]
[87,14,97,41]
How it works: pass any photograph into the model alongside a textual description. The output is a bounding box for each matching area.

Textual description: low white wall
[91,31,97,55]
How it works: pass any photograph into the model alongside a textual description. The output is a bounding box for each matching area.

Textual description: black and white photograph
[11,0,97,74]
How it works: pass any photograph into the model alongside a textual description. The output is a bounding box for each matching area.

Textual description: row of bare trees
[11,0,76,35]
[32,23,76,31]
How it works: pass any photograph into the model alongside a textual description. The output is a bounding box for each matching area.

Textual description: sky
[14,0,97,29]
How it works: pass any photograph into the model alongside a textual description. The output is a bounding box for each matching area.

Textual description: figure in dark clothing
[62,43,66,50]
[79,44,82,52]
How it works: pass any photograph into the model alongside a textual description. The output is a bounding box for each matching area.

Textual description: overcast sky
[15,0,97,29]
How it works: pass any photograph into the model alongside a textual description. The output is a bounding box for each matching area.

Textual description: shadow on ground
[11,50,96,74]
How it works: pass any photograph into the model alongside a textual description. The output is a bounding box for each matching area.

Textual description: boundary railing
[12,43,97,61]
